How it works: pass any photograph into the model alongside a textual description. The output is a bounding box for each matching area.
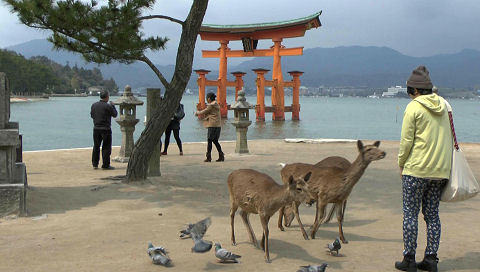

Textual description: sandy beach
[1,139,479,271]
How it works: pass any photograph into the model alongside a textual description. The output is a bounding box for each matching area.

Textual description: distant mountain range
[5,39,480,90]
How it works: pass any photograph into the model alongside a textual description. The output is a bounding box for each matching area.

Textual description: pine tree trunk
[125,0,209,182]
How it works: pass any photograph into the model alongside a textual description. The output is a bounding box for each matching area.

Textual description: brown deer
[279,140,385,243]
[228,169,311,263]
[277,156,351,239]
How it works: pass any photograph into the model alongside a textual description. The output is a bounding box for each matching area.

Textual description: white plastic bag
[441,148,479,202]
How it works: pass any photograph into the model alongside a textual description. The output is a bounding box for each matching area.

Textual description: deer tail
[322,204,337,224]
[278,162,287,169]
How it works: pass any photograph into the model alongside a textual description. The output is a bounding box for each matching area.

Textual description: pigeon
[179,223,195,239]
[214,243,241,263]
[297,263,328,272]
[147,242,171,266]
[326,237,341,256]
[190,217,213,253]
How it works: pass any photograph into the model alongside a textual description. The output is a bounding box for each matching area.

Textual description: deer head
[287,171,312,202]
[357,140,386,162]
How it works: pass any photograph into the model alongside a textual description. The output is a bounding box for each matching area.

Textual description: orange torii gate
[195,11,322,121]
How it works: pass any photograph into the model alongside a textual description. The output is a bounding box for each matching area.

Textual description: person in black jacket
[90,90,118,169]
[161,103,184,156]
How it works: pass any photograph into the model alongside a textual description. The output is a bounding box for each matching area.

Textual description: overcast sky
[1,0,480,64]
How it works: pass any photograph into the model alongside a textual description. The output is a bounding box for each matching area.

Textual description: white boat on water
[10,97,49,103]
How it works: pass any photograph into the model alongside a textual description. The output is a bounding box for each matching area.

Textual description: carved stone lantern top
[113,85,144,106]
[231,89,254,125]
[231,89,254,110]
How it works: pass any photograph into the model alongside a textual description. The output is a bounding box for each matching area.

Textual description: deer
[278,140,385,243]
[277,156,351,239]
[228,169,312,263]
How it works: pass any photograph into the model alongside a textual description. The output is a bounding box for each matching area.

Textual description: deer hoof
[279,226,285,231]
[265,258,271,263]
[232,242,236,246]
[341,239,349,244]
[303,234,310,240]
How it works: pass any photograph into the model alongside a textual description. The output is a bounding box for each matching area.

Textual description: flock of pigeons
[147,217,342,271]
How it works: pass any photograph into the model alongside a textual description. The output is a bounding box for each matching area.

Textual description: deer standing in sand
[228,169,311,263]
[278,140,385,242]
[277,156,351,239]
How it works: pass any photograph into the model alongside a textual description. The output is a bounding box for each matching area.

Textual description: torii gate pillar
[289,71,304,120]
[253,68,269,121]
[217,40,229,118]
[271,38,285,121]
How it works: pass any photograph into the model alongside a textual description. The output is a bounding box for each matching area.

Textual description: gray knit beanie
[406,65,433,89]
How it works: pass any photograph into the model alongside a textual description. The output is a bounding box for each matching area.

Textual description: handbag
[441,108,479,202]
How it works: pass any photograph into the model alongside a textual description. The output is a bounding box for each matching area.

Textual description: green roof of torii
[199,11,322,33]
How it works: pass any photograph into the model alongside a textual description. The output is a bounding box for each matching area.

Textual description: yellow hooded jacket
[398,94,452,179]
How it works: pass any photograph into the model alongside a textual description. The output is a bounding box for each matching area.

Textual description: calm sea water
[9,95,480,151]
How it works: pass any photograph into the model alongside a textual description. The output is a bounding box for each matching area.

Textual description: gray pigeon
[147,242,171,266]
[297,263,328,272]
[179,223,195,239]
[214,243,241,263]
[326,237,341,256]
[190,217,213,253]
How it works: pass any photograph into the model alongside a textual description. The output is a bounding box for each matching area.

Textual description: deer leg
[277,206,285,231]
[259,214,271,263]
[240,210,258,248]
[284,203,295,227]
[310,200,328,239]
[338,200,348,243]
[293,201,309,240]
[230,204,238,246]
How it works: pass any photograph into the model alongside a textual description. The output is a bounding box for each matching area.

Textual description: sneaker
[161,151,167,155]
[101,166,115,170]
[179,152,183,156]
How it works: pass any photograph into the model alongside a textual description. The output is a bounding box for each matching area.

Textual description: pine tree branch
[139,55,170,89]
[139,15,183,25]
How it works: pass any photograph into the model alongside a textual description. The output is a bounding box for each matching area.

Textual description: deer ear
[357,140,364,151]
[373,141,381,147]
[304,172,312,182]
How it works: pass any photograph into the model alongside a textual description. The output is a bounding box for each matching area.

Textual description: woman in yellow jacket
[195,92,224,162]
[395,66,452,272]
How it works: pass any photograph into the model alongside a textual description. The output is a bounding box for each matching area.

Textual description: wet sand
[1,139,479,271]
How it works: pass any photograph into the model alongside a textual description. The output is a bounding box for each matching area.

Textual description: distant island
[0,49,118,97]
[3,40,480,99]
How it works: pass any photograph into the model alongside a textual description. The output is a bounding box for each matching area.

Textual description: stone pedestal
[146,88,161,177]
[0,72,28,217]
[232,124,251,153]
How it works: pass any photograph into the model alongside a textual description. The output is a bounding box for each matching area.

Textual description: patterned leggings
[402,175,447,256]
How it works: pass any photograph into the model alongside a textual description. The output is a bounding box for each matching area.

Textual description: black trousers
[163,127,182,152]
[92,128,112,168]
[207,127,222,154]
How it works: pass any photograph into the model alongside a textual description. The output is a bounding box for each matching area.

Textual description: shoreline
[21,138,480,153]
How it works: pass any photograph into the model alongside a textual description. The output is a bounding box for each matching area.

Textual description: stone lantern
[112,85,144,162]
[231,89,254,153]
